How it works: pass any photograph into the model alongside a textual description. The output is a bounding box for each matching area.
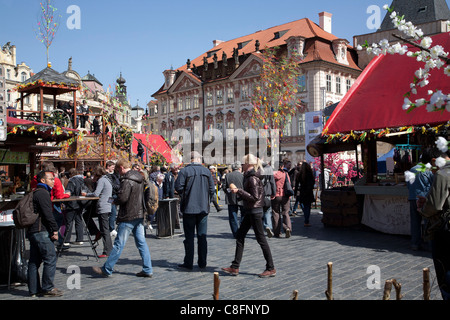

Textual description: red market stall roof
[132,133,175,163]
[323,32,450,140]
[6,116,78,143]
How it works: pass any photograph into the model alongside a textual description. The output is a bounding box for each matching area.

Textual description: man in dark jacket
[163,164,178,199]
[92,158,153,277]
[175,151,215,270]
[27,170,63,297]
[222,161,244,238]
[63,168,87,245]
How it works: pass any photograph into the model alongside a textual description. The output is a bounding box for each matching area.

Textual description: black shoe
[136,271,152,278]
[178,264,193,270]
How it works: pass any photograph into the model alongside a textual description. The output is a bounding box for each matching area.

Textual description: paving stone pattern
[0,200,442,300]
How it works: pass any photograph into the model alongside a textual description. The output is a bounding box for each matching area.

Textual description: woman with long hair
[298,161,315,227]
[222,154,276,278]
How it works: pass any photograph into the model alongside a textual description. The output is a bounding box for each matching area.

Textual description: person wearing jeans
[103,218,152,275]
[92,158,153,278]
[27,170,63,297]
[222,162,244,238]
[175,151,215,270]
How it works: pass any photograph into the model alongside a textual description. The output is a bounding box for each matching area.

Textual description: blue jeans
[102,218,152,275]
[27,231,57,295]
[301,202,311,224]
[263,206,273,230]
[409,200,422,248]
[228,205,243,238]
[182,213,208,268]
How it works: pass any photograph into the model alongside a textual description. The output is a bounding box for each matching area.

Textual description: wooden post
[291,290,299,300]
[382,280,393,300]
[392,279,402,300]
[325,262,333,300]
[213,272,220,300]
[73,90,77,129]
[39,87,44,123]
[423,268,430,300]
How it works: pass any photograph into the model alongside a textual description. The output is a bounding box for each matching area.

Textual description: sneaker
[72,241,84,245]
[92,266,109,277]
[222,267,239,276]
[285,228,291,238]
[98,254,108,258]
[136,271,152,278]
[42,288,63,297]
[258,269,276,278]
[266,227,274,238]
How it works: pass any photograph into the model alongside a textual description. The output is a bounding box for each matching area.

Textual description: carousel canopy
[16,66,80,95]
[323,32,450,137]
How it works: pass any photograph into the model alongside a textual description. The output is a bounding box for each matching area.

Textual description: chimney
[213,39,224,47]
[319,12,332,34]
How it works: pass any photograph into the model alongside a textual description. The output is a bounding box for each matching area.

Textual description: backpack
[143,182,159,216]
[13,190,39,229]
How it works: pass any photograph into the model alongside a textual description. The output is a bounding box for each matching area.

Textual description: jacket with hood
[116,169,145,222]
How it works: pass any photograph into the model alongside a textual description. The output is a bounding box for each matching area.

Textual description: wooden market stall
[308,32,450,234]
[0,116,77,286]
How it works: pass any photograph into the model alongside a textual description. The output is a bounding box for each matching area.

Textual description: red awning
[132,133,175,163]
[323,32,450,135]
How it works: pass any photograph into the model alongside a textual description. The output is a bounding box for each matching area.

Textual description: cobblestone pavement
[0,199,442,301]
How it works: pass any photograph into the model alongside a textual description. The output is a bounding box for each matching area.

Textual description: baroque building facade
[150,12,361,164]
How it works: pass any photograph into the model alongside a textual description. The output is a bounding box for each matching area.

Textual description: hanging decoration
[35,0,61,65]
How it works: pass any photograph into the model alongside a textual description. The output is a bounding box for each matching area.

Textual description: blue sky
[0,0,433,109]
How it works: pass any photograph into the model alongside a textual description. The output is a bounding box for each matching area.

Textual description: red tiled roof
[177,17,357,71]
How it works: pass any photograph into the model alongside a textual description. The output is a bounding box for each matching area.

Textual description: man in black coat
[222,162,244,238]
[163,164,178,199]
[27,170,63,297]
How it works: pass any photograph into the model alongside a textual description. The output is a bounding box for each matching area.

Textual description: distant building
[150,12,361,164]
[0,42,36,112]
[354,0,450,69]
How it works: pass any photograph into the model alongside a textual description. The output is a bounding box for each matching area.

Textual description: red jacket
[31,174,70,200]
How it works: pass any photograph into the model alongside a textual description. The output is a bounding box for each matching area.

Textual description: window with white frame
[216,89,223,105]
[185,96,191,110]
[193,94,199,109]
[297,75,306,92]
[282,121,292,136]
[240,84,249,100]
[298,113,305,136]
[21,72,27,82]
[169,99,174,113]
[346,79,352,92]
[227,88,234,103]
[336,77,341,94]
[206,91,213,106]
[161,101,167,114]
[326,74,332,92]
[177,97,183,111]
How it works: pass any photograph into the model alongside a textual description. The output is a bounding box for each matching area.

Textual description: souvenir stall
[0,116,77,287]
[308,32,450,235]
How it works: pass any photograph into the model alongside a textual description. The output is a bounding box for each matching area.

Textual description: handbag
[283,173,294,197]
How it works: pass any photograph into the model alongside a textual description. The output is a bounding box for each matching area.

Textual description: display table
[0,199,25,289]
[156,198,179,238]
[355,177,410,235]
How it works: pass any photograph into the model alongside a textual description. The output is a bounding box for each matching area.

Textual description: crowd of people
[26,153,319,297]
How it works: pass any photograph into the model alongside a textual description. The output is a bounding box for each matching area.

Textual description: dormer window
[273,30,289,40]
[237,40,251,50]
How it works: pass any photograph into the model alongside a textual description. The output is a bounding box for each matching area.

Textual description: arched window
[21,72,28,82]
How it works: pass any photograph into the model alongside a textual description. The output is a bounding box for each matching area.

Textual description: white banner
[304,111,323,164]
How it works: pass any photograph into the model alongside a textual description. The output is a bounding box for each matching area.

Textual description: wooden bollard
[382,279,393,300]
[392,279,403,300]
[213,272,220,300]
[291,290,299,300]
[325,262,333,300]
[423,268,430,300]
